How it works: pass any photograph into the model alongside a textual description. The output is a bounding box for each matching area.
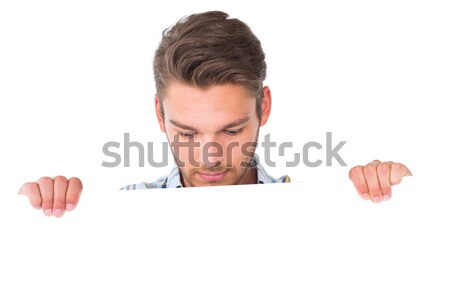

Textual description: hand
[349,160,412,203]
[18,176,83,217]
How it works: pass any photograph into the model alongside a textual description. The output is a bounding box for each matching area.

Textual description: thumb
[17,188,23,195]
[405,167,413,176]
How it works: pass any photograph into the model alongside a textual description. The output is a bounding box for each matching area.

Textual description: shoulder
[280,175,291,183]
[255,156,291,184]
[257,172,291,184]
[119,175,168,190]
[271,174,291,183]
[119,165,180,190]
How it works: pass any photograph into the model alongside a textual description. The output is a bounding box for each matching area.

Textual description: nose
[203,159,221,169]
[199,139,224,169]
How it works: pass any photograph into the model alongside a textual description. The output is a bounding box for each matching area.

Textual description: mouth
[198,170,228,182]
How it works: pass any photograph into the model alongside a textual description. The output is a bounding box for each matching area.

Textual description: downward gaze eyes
[178,128,243,138]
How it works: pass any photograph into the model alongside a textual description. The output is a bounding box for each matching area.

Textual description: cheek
[166,131,192,164]
[178,147,189,160]
[226,135,257,165]
[231,146,244,166]
[239,128,258,150]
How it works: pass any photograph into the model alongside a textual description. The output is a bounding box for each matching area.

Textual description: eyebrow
[169,116,251,132]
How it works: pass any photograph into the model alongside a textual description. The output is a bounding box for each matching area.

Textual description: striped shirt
[120,154,290,190]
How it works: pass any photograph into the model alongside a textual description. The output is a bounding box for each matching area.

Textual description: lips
[198,170,228,182]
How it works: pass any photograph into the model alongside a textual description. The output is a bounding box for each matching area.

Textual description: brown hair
[153,10,267,121]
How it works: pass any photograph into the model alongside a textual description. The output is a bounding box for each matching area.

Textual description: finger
[53,176,68,218]
[363,163,383,203]
[349,166,370,200]
[37,177,54,211]
[390,163,412,185]
[40,178,55,216]
[19,182,42,210]
[66,177,83,211]
[376,162,392,201]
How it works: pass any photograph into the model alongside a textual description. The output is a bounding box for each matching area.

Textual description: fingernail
[383,194,391,201]
[372,196,380,202]
[66,204,75,211]
[32,205,41,210]
[44,209,52,216]
[362,193,370,200]
[54,209,63,216]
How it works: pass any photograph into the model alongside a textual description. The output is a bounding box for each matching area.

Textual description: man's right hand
[18,176,83,217]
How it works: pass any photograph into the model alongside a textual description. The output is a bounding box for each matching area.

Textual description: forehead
[163,81,256,127]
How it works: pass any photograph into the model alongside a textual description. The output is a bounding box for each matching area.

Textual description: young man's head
[153,11,272,187]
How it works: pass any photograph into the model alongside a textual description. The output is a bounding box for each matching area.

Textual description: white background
[0,0,449,299]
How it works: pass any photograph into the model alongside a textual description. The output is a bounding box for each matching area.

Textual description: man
[18,11,412,217]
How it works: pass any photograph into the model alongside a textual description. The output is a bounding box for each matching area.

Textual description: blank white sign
[0,176,448,300]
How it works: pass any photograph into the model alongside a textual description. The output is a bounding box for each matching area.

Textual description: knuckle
[349,166,362,178]
[363,164,376,175]
[21,182,38,197]
[69,177,83,189]
[53,175,68,184]
[391,162,403,172]
[377,163,391,173]
[27,182,39,191]
[20,182,32,192]
[37,176,53,186]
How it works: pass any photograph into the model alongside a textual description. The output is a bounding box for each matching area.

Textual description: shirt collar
[165,153,276,188]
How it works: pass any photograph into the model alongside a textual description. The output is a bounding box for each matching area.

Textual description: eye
[224,128,243,136]
[179,131,196,138]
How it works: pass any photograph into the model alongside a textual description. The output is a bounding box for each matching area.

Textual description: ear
[259,86,272,127]
[154,94,166,133]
